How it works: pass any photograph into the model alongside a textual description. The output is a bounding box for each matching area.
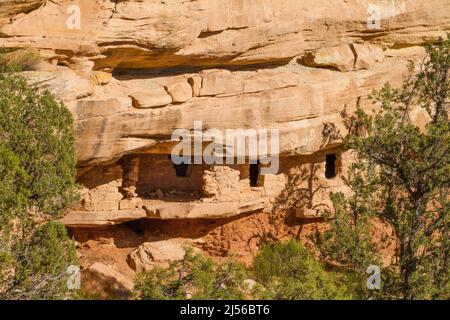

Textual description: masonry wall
[202,163,261,201]
[136,154,208,195]
[73,147,350,218]
[76,164,124,211]
[272,149,350,218]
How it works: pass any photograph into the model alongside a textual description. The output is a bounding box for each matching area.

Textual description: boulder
[352,44,385,70]
[162,79,192,103]
[301,45,355,71]
[83,263,133,299]
[127,240,186,272]
[129,89,172,109]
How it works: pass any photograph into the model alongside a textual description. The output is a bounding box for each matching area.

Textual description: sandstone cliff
[1,0,448,164]
[0,0,448,296]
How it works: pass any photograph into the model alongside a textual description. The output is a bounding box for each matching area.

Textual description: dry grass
[4,48,42,70]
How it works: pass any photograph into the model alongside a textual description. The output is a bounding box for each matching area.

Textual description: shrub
[252,239,350,300]
[134,248,248,300]
[1,221,78,300]
[0,52,79,299]
[0,52,79,220]
[318,36,450,299]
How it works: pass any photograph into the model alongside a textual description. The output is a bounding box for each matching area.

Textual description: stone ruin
[1,0,447,295]
[64,148,348,226]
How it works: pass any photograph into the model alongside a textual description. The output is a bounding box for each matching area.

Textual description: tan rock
[128,240,186,272]
[302,45,355,71]
[81,179,123,211]
[61,58,409,164]
[83,263,133,299]
[1,0,447,165]
[199,69,243,96]
[202,166,241,200]
[1,0,449,70]
[61,197,270,226]
[72,98,130,121]
[243,69,298,94]
[90,71,112,85]
[119,198,143,210]
[352,44,385,70]
[143,205,158,217]
[129,89,172,109]
[0,0,44,26]
[297,208,321,219]
[22,69,95,102]
[187,75,202,96]
[60,209,147,227]
[154,198,269,219]
[71,58,94,74]
[3,0,450,229]
[163,80,192,103]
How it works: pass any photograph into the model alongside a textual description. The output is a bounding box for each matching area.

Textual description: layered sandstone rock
[83,263,133,298]
[61,198,271,226]
[0,1,448,281]
[127,240,187,272]
[1,0,448,69]
[0,0,448,165]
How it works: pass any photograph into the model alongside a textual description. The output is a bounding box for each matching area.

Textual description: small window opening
[173,162,190,177]
[249,162,260,187]
[325,154,337,179]
[127,220,145,235]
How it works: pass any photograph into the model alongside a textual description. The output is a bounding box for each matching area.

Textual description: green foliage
[134,248,248,300]
[319,36,450,299]
[0,221,78,300]
[0,52,79,299]
[316,190,380,274]
[70,289,107,300]
[0,57,79,219]
[0,144,28,226]
[134,242,355,301]
[252,240,350,300]
[313,165,382,298]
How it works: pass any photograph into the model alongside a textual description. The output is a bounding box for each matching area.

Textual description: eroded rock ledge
[0,2,448,280]
[2,0,447,164]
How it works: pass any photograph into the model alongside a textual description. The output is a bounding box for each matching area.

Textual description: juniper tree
[133,248,248,300]
[252,239,350,300]
[0,52,78,299]
[316,36,450,299]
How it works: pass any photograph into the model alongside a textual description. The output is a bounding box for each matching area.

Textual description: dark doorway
[325,154,337,179]
[173,162,190,177]
[127,219,145,236]
[249,162,260,187]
